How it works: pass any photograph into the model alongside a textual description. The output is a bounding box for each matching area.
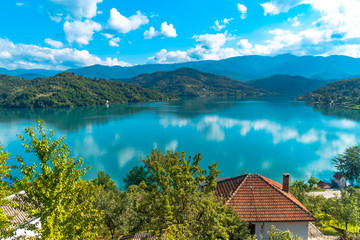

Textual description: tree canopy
[333,146,360,185]
[14,121,100,239]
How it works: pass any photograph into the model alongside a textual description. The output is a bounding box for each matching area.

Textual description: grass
[315,213,360,236]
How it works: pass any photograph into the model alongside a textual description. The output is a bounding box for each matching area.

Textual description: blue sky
[1,0,360,70]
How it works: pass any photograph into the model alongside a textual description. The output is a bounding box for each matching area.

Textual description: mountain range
[4,54,360,81]
[125,67,269,97]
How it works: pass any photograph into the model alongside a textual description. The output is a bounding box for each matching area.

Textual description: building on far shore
[333,172,346,188]
[317,180,331,189]
[215,173,317,240]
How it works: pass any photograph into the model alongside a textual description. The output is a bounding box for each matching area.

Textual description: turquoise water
[1,96,360,187]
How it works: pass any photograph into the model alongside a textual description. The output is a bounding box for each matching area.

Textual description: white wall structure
[252,221,309,240]
[334,176,346,188]
[5,217,41,240]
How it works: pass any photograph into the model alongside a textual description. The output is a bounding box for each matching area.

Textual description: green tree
[92,170,116,191]
[0,144,13,239]
[267,225,302,240]
[14,121,101,239]
[328,188,360,231]
[123,165,151,190]
[132,149,252,239]
[290,180,308,203]
[307,176,319,190]
[333,146,360,185]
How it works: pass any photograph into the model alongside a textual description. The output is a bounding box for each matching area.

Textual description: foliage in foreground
[333,146,360,186]
[14,121,101,239]
[0,144,13,239]
[123,149,253,239]
[267,225,302,240]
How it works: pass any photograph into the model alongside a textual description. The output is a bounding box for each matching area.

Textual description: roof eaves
[258,174,317,221]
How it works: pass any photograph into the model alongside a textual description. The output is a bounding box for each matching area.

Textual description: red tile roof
[215,174,316,222]
[0,191,34,227]
[333,172,345,181]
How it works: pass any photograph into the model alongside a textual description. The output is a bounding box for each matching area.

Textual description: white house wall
[6,217,41,240]
[253,221,309,240]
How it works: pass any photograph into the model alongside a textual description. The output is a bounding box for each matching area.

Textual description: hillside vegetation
[125,67,269,97]
[248,74,328,96]
[0,72,169,108]
[297,78,360,109]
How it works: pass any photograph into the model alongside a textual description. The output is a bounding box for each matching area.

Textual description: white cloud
[260,2,280,15]
[48,13,63,23]
[150,33,238,63]
[101,33,113,39]
[44,38,64,48]
[161,22,177,38]
[306,0,360,40]
[260,0,302,15]
[63,20,102,45]
[288,16,300,27]
[149,49,191,64]
[194,33,228,50]
[237,4,247,19]
[0,37,131,70]
[49,0,103,19]
[16,2,25,6]
[108,8,149,34]
[0,51,12,59]
[212,18,233,31]
[109,37,121,47]
[144,27,159,39]
[144,22,177,39]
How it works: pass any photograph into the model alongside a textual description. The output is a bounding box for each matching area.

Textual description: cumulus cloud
[64,20,102,45]
[150,33,238,63]
[237,4,247,19]
[108,8,149,34]
[44,38,64,48]
[49,0,103,19]
[109,37,121,47]
[149,49,191,64]
[260,0,302,15]
[288,16,300,27]
[212,18,233,31]
[144,22,177,39]
[0,37,131,70]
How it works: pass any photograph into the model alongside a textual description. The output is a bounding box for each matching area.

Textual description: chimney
[283,173,290,193]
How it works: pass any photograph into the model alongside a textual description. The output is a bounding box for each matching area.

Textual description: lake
[1,96,360,187]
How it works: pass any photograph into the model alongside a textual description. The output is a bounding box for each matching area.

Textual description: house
[215,173,317,240]
[1,191,41,240]
[317,180,331,189]
[333,172,346,188]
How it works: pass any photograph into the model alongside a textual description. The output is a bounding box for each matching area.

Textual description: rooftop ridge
[225,174,248,205]
[258,174,316,221]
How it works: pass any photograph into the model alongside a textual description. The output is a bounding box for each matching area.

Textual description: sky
[1,0,360,70]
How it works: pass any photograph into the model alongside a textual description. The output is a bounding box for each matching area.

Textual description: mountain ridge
[4,54,360,81]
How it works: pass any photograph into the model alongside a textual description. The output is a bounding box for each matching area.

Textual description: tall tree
[15,121,100,239]
[333,146,360,185]
[0,144,13,239]
[327,188,360,231]
[123,165,151,190]
[132,149,251,239]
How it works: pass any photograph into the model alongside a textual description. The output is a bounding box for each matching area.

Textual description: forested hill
[248,75,328,96]
[297,78,360,109]
[0,73,169,108]
[125,67,269,97]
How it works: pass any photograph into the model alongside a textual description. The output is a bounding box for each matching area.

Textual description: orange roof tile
[215,174,316,222]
